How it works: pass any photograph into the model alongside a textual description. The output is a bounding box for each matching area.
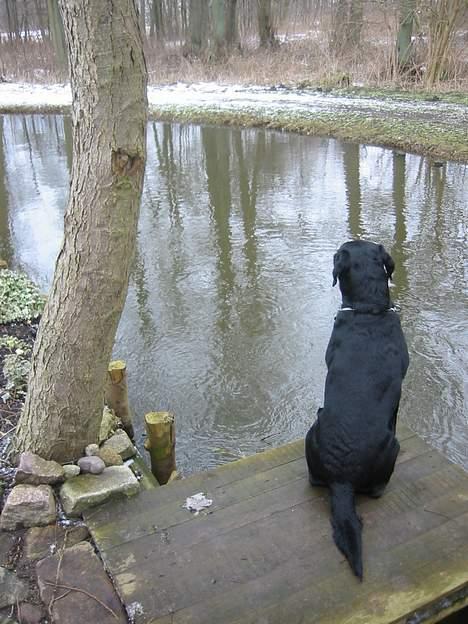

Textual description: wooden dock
[85,425,468,624]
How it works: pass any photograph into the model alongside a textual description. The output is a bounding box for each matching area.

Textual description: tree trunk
[47,0,68,71]
[329,0,349,55]
[257,0,276,48]
[225,0,238,48]
[425,0,465,87]
[139,0,146,39]
[5,0,20,40]
[150,0,164,40]
[14,0,148,462]
[396,0,416,70]
[187,0,207,54]
[211,0,227,57]
[0,117,13,266]
[348,0,363,48]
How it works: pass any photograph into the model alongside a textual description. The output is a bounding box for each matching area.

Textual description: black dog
[305,240,409,580]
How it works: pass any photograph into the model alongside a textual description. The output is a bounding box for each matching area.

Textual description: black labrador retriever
[305,240,409,580]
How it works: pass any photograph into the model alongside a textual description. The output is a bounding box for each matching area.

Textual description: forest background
[1,0,467,92]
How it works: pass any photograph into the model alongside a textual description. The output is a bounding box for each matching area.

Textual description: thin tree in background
[14,0,148,462]
[47,0,67,71]
[150,0,164,41]
[396,0,416,71]
[187,0,206,54]
[330,0,363,55]
[5,0,20,41]
[257,0,276,47]
[226,0,239,49]
[425,0,466,87]
[211,0,228,57]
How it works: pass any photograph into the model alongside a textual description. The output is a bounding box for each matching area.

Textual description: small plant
[0,269,46,324]
[2,353,31,398]
[0,335,31,354]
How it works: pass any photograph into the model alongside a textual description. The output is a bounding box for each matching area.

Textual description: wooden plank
[96,463,468,622]
[86,427,423,550]
[144,510,468,624]
[86,424,415,526]
[85,425,468,624]
[88,448,446,555]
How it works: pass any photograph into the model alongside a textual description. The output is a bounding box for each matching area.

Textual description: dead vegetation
[0,1,467,92]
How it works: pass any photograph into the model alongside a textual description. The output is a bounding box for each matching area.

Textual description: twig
[0,425,17,438]
[43,581,120,620]
[48,528,68,615]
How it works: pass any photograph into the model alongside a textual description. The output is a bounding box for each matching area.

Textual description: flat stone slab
[59,465,139,516]
[36,541,127,624]
[0,485,56,530]
[23,524,90,561]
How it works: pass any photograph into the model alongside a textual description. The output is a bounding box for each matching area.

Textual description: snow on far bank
[0,81,466,128]
[0,82,71,108]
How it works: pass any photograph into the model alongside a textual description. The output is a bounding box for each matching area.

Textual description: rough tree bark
[396,0,416,70]
[425,0,466,87]
[47,0,68,71]
[14,0,148,462]
[257,0,276,48]
[187,0,208,55]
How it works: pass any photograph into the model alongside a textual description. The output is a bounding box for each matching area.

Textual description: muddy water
[0,114,466,473]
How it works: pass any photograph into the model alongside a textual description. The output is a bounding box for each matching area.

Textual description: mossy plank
[86,425,468,623]
[87,428,421,550]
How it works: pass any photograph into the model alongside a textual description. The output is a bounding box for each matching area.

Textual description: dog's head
[332,241,395,308]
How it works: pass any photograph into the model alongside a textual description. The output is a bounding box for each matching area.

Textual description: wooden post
[144,411,176,485]
[105,360,134,439]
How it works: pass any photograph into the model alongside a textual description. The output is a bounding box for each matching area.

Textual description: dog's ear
[332,249,350,286]
[379,245,395,280]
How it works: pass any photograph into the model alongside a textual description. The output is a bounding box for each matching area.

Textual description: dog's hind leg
[305,420,328,487]
[359,434,400,498]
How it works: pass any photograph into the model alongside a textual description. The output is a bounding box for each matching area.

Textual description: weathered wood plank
[98,463,468,621]
[85,425,468,624]
[144,510,468,624]
[86,427,423,550]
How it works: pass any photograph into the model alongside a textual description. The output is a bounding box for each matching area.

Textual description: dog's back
[305,241,409,579]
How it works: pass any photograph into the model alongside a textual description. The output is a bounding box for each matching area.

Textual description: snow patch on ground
[0,82,71,107]
[0,81,466,128]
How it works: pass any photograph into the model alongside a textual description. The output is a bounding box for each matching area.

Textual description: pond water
[0,114,467,474]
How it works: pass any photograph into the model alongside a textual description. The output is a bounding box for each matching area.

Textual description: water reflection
[0,114,466,473]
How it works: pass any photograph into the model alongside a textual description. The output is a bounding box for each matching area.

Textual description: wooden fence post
[144,411,176,485]
[105,360,134,439]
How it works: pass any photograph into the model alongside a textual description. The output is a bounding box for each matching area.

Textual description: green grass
[149,104,468,162]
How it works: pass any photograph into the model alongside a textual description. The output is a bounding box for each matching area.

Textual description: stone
[63,464,81,480]
[23,524,90,561]
[0,566,28,608]
[84,443,99,457]
[36,541,127,623]
[101,429,136,461]
[59,466,140,516]
[17,602,45,624]
[99,406,119,444]
[0,485,56,531]
[0,531,17,566]
[15,452,64,486]
[77,456,105,475]
[97,446,123,467]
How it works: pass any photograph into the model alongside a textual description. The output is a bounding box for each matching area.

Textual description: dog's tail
[329,482,363,580]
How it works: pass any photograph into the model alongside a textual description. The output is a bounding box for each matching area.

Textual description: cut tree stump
[105,360,134,439]
[144,411,176,485]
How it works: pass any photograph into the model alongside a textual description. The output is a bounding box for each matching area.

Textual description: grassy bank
[150,103,468,163]
[1,86,467,162]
